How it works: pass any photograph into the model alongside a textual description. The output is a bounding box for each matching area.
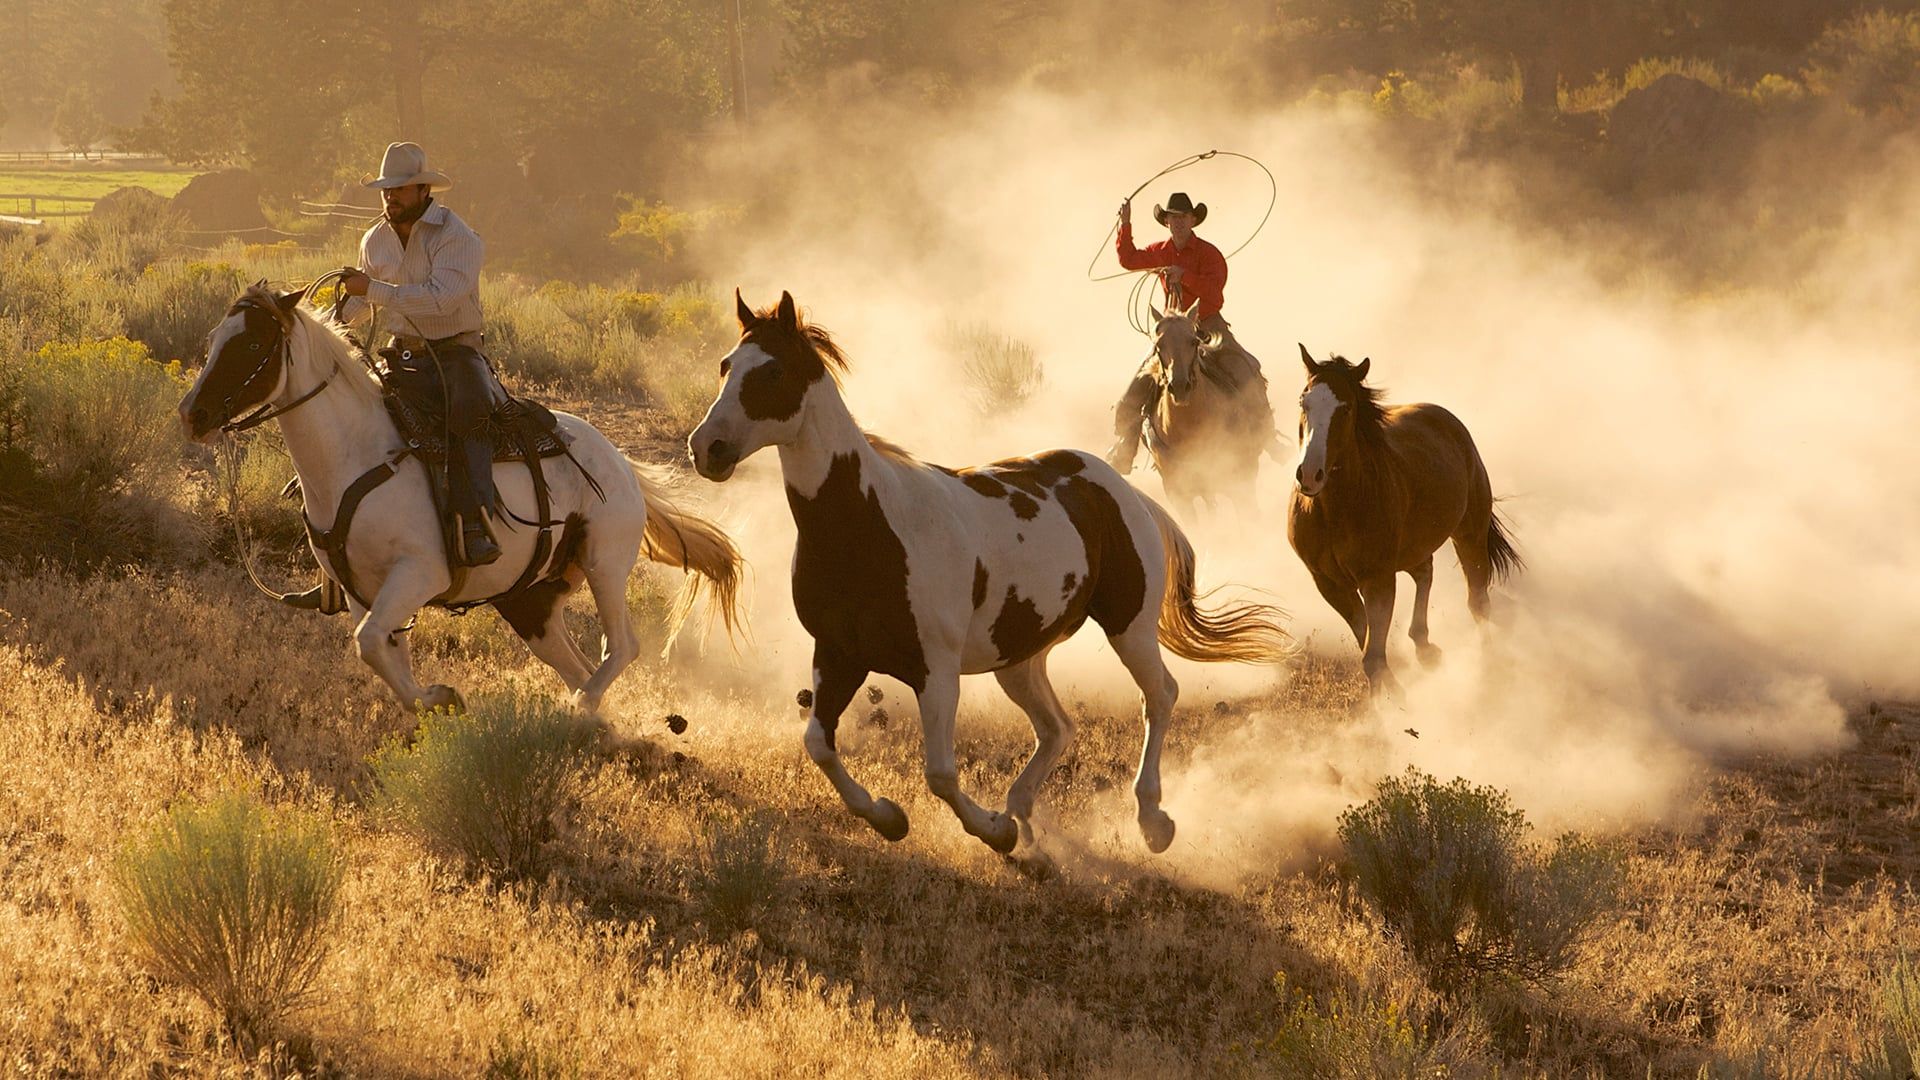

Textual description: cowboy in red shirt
[1106,191,1273,473]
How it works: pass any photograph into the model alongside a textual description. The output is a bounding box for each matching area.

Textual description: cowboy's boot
[280,573,347,615]
[450,435,502,567]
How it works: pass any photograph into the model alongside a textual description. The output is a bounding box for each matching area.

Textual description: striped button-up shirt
[341,201,485,344]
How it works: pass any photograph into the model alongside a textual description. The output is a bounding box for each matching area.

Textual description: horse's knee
[924,769,962,802]
[803,718,839,763]
[353,620,392,662]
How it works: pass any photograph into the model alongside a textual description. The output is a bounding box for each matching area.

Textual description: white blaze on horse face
[1295,383,1341,495]
[689,341,777,481]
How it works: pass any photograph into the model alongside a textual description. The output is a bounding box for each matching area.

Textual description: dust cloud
[661,74,1920,882]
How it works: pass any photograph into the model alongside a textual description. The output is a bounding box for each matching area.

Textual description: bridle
[214,273,351,433]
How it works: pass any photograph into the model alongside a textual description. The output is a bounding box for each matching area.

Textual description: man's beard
[385,194,433,227]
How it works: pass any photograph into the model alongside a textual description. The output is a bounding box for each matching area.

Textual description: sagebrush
[1338,769,1622,987]
[369,689,601,881]
[112,790,342,1044]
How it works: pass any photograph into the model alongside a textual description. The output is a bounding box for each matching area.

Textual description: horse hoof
[869,799,910,842]
[1140,810,1176,853]
[1417,643,1443,670]
[978,814,1018,855]
[420,685,464,712]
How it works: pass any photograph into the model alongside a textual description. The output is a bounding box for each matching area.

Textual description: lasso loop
[1085,149,1278,336]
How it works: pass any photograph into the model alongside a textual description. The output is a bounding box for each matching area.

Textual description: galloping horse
[179,282,744,716]
[689,291,1291,855]
[1143,300,1270,514]
[1287,348,1519,697]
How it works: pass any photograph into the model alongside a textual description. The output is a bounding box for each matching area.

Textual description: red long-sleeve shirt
[1116,222,1228,319]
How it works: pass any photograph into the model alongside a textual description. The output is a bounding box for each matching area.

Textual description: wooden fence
[0,193,95,220]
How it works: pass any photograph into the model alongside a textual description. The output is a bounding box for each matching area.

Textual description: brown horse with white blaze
[689,291,1291,855]
[1286,347,1520,697]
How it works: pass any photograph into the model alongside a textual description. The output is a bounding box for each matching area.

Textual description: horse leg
[803,655,909,841]
[571,532,643,716]
[494,579,592,692]
[1408,555,1442,669]
[918,666,1017,854]
[993,647,1075,849]
[1108,619,1180,853]
[355,560,460,712]
[1357,573,1402,699]
[1309,569,1367,649]
[1453,529,1494,623]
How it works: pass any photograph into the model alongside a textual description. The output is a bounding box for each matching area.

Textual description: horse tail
[1486,503,1523,585]
[629,457,748,652]
[1140,496,1293,664]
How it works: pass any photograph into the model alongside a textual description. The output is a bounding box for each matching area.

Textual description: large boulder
[170,169,271,232]
[1606,74,1753,191]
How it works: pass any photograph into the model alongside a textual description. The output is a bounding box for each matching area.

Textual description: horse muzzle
[690,436,739,482]
[178,398,221,445]
[1295,463,1327,496]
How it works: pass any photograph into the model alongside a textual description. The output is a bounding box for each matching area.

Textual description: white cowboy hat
[361,142,454,190]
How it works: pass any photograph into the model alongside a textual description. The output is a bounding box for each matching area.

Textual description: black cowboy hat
[1154,192,1208,227]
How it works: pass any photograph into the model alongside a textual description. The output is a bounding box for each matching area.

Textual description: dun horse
[1287,347,1520,696]
[689,291,1291,854]
[1144,301,1271,513]
[178,283,744,716]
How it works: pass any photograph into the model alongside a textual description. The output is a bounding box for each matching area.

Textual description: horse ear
[735,288,754,328]
[1355,357,1371,381]
[1182,297,1201,319]
[273,288,304,316]
[1149,303,1164,322]
[776,290,798,329]
[1298,343,1319,375]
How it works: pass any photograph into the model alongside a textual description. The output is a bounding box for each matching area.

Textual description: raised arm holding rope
[1104,191,1276,475]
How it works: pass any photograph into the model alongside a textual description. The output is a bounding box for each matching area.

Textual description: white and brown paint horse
[1287,347,1520,697]
[1144,301,1269,514]
[689,291,1291,854]
[179,283,743,716]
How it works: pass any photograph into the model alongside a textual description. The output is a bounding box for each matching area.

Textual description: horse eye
[250,343,261,350]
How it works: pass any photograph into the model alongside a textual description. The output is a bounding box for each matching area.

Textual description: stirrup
[461,524,502,567]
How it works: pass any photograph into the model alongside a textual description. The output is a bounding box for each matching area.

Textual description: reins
[1083,149,1278,336]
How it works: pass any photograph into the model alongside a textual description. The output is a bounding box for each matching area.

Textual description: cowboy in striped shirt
[338,141,505,568]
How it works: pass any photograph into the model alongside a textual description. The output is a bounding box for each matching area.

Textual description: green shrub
[1856,955,1920,1079]
[0,237,121,348]
[212,427,308,554]
[1806,10,1920,117]
[1623,56,1730,93]
[689,807,785,934]
[1337,769,1621,988]
[1259,973,1456,1079]
[945,320,1043,415]
[9,336,185,502]
[59,192,185,279]
[124,259,247,365]
[368,689,600,881]
[112,791,343,1045]
[484,281,593,389]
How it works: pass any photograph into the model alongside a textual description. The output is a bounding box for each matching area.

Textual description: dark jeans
[386,339,506,527]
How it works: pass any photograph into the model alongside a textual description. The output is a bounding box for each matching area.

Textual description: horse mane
[752,303,851,383]
[1320,354,1389,434]
[249,281,382,402]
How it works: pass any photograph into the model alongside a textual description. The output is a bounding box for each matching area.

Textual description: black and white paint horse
[689,291,1290,854]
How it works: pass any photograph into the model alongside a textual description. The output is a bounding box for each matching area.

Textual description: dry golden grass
[0,445,1916,1075]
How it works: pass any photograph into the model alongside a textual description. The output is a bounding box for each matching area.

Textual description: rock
[170,169,271,233]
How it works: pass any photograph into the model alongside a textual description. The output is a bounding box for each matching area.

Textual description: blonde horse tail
[629,457,748,652]
[1486,503,1523,585]
[1141,496,1293,664]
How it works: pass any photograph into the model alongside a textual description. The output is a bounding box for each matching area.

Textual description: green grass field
[0,167,199,219]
